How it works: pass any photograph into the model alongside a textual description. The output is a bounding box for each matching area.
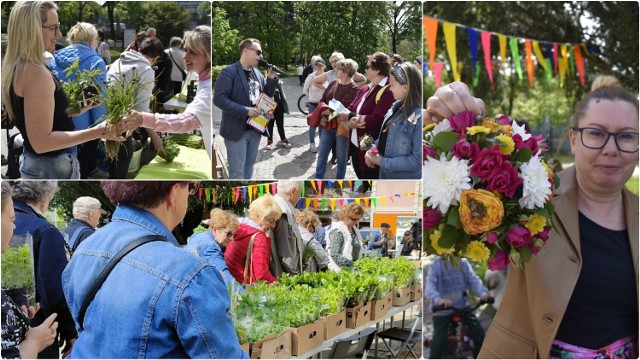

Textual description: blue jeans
[224,130,262,179]
[19,146,80,179]
[315,128,348,179]
[308,103,321,145]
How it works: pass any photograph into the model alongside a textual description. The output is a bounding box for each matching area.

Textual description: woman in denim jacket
[364,62,422,179]
[62,182,248,358]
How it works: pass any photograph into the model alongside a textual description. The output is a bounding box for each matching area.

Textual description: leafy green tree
[57,1,101,25]
[211,6,240,66]
[196,1,211,25]
[114,1,144,32]
[139,2,190,49]
[102,1,119,44]
[385,1,422,56]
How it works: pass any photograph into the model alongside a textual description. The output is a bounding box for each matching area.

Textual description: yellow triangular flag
[330,199,336,212]
[498,34,507,69]
[443,22,459,82]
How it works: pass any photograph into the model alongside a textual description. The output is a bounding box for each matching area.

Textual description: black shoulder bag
[77,235,166,330]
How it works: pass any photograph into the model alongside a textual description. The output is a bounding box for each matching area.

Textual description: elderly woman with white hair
[50,22,108,179]
[165,36,187,96]
[273,180,305,276]
[294,209,329,272]
[11,181,77,358]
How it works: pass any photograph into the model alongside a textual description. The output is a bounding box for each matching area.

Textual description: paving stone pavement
[213,76,357,180]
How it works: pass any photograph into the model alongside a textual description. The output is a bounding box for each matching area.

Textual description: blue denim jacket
[62,205,248,359]
[185,231,245,294]
[376,103,422,179]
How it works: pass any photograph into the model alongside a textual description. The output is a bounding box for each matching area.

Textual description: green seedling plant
[166,134,204,149]
[61,58,103,116]
[1,240,36,307]
[98,61,157,160]
[158,138,180,163]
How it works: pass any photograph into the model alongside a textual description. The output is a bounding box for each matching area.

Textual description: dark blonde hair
[1,183,13,211]
[338,203,364,222]
[209,208,239,232]
[572,75,639,128]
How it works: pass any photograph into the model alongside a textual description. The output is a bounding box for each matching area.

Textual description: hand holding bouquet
[423,111,558,270]
[361,134,381,168]
[61,59,103,116]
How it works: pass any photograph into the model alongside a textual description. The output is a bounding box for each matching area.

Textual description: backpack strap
[68,224,92,252]
[77,234,167,330]
[243,233,260,284]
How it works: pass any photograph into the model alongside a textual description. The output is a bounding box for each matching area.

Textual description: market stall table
[163,97,188,112]
[292,300,421,359]
[135,145,210,179]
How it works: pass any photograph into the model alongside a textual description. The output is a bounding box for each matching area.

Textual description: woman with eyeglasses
[225,194,283,284]
[62,181,248,358]
[326,203,365,272]
[1,1,121,179]
[364,62,422,179]
[342,51,396,179]
[185,208,244,293]
[294,209,330,273]
[427,76,639,358]
[118,26,214,160]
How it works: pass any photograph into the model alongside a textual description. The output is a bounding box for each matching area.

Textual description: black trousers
[349,143,379,179]
[267,110,286,142]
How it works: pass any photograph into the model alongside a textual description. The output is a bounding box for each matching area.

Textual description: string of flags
[195,180,421,211]
[423,16,599,89]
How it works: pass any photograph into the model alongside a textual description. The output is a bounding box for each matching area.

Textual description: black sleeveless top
[9,69,75,156]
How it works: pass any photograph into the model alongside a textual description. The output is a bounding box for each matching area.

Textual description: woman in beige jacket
[426,77,638,358]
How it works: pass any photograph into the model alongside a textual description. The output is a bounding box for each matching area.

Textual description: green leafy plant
[1,241,36,307]
[61,58,103,116]
[158,138,180,163]
[166,134,204,149]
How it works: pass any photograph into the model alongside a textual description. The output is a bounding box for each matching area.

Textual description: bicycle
[297,93,309,115]
[427,297,494,359]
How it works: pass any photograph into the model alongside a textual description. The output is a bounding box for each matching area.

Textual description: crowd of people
[214,38,423,180]
[0,179,419,358]
[1,1,212,180]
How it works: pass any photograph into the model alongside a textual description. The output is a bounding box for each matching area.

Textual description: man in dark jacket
[62,196,106,252]
[213,38,278,179]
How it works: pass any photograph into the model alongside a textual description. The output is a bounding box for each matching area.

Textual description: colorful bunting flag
[330,199,336,212]
[553,43,559,76]
[573,44,585,87]
[498,34,507,69]
[424,17,439,72]
[509,37,523,80]
[443,22,460,82]
[467,28,479,75]
[525,39,534,88]
[481,31,494,85]
[532,41,551,78]
[434,62,445,88]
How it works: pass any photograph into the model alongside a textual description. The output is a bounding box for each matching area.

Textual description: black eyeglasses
[225,230,236,238]
[42,23,61,32]
[247,47,262,56]
[573,127,639,153]
[188,182,200,195]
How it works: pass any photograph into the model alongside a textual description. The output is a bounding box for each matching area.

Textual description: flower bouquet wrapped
[423,111,558,270]
[359,134,379,156]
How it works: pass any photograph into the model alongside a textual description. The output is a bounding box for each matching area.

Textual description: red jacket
[348,81,395,171]
[224,222,277,284]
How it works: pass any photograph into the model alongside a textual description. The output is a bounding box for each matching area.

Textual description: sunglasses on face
[247,47,262,56]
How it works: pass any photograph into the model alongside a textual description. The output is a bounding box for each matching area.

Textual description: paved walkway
[213,76,356,179]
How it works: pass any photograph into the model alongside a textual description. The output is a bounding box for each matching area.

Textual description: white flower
[518,155,552,209]
[432,118,452,136]
[511,120,532,141]
[424,154,472,213]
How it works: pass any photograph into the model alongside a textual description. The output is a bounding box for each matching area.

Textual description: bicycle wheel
[297,94,309,115]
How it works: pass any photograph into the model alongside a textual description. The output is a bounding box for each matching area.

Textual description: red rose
[488,250,509,271]
[423,143,436,161]
[449,111,476,134]
[470,145,509,180]
[452,140,480,160]
[486,163,523,198]
[536,226,551,243]
[486,232,498,244]
[495,114,510,125]
[506,226,532,248]
[513,134,540,155]
[423,207,443,230]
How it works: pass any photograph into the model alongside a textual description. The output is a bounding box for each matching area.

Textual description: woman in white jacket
[120,26,213,159]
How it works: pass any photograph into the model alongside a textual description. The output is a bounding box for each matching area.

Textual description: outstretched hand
[426,82,485,122]
[116,110,143,134]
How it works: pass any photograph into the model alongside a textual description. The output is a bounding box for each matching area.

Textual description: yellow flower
[542,160,554,179]
[465,240,491,262]
[466,126,491,135]
[496,134,515,154]
[501,125,512,135]
[481,118,502,133]
[458,189,504,235]
[424,123,436,132]
[430,229,455,255]
[526,214,546,235]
